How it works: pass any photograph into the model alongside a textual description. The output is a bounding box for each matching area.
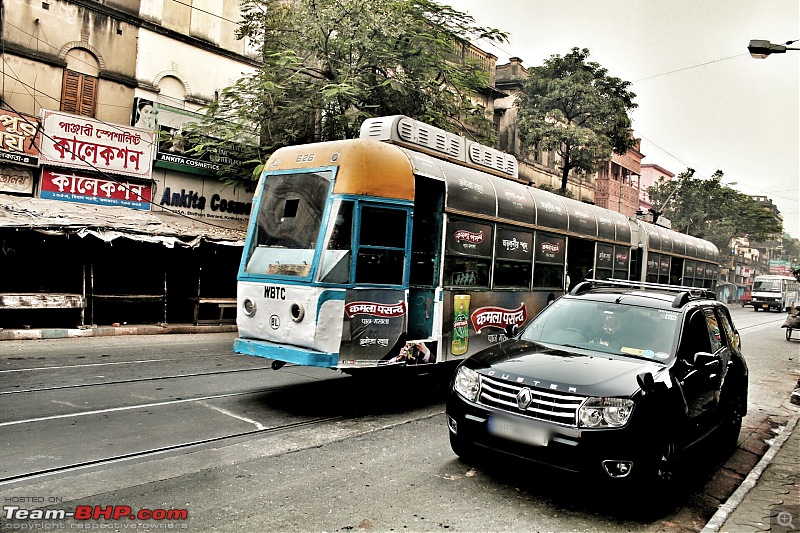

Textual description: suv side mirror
[693,351,720,368]
[505,324,519,338]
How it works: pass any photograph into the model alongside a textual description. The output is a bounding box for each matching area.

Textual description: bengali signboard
[0,166,35,195]
[40,168,152,210]
[39,110,155,179]
[0,110,40,166]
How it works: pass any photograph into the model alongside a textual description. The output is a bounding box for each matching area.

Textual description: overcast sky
[447,0,800,239]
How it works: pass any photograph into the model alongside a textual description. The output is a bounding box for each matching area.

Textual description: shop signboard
[133,98,247,177]
[39,110,155,180]
[151,169,253,225]
[40,168,152,210]
[0,166,35,195]
[0,110,40,166]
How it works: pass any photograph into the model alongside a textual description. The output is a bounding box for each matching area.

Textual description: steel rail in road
[0,364,276,395]
[0,413,345,487]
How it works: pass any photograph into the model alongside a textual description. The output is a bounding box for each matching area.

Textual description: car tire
[635,440,679,492]
[719,391,745,451]
[449,431,478,463]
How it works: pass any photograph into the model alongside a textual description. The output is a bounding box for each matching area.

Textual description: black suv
[446,279,748,488]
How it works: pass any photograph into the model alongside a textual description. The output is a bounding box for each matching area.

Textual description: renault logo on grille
[516,387,533,410]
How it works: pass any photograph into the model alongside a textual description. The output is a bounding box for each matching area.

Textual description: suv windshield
[520,298,679,361]
[244,171,332,277]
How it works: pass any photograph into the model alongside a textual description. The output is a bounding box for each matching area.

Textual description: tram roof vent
[359,115,518,179]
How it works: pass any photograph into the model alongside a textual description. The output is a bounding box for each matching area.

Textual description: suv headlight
[454,366,480,402]
[579,397,634,428]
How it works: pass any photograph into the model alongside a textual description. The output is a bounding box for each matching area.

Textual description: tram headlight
[290,303,305,322]
[454,366,480,402]
[242,298,257,317]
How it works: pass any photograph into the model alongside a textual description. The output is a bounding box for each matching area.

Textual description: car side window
[702,308,723,352]
[716,307,739,349]
[677,310,713,361]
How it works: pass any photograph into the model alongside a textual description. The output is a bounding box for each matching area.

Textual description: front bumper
[234,337,338,368]
[446,391,652,479]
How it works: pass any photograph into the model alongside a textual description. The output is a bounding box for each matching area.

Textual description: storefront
[0,108,251,329]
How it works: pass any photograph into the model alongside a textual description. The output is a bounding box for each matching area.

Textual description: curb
[701,410,800,532]
[0,324,238,341]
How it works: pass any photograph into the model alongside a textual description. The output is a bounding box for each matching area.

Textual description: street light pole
[747,39,800,58]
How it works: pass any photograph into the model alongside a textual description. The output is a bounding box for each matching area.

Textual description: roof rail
[570,278,717,307]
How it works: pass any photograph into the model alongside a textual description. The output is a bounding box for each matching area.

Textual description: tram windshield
[244,170,332,277]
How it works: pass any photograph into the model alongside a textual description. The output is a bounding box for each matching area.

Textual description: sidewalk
[703,409,800,533]
[0,323,238,341]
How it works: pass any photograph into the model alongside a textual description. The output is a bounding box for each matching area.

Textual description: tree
[186,0,507,183]
[514,48,638,194]
[647,169,783,254]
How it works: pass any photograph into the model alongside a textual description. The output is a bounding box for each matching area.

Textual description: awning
[0,194,246,248]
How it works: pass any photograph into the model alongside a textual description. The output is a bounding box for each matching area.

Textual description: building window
[61,69,98,117]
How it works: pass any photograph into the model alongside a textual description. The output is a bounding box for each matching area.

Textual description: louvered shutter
[61,70,81,114]
[79,76,97,117]
[60,70,98,117]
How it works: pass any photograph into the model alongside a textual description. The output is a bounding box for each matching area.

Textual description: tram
[233,115,720,371]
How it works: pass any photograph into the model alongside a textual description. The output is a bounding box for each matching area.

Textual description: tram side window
[443,218,492,288]
[595,244,613,280]
[494,227,533,289]
[354,206,407,285]
[613,245,630,280]
[318,201,354,283]
[532,232,566,290]
[646,252,660,283]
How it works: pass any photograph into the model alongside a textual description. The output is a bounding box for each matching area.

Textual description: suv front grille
[478,375,586,427]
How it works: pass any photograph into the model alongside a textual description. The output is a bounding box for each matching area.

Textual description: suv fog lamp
[602,460,633,478]
[242,298,257,317]
[579,397,634,428]
[454,366,480,402]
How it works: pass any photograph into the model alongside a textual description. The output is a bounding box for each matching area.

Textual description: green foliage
[647,169,783,253]
[515,48,638,192]
[186,0,507,184]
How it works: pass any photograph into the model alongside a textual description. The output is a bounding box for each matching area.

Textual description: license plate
[762,304,769,309]
[488,415,549,447]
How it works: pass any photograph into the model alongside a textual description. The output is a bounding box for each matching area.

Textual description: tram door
[566,237,595,291]
[408,177,444,341]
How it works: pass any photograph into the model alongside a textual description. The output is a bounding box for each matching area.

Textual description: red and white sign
[39,110,155,179]
[454,230,484,244]
[40,169,153,210]
[344,301,407,318]
[470,304,528,333]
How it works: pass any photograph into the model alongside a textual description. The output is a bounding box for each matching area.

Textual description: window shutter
[61,70,81,114]
[79,76,98,117]
[60,70,98,117]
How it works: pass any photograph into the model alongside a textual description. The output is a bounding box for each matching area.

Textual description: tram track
[0,364,277,395]
[0,414,345,487]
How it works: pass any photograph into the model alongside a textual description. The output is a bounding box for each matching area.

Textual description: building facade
[0,0,257,328]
